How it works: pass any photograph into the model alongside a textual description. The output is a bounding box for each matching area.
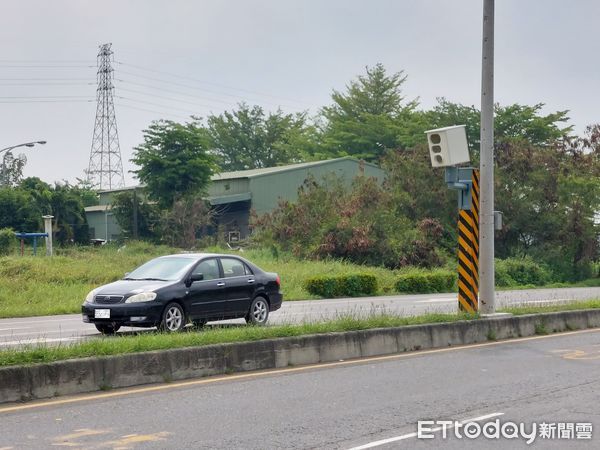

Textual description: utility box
[425,125,470,168]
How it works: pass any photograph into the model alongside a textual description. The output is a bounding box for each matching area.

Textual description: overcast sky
[1,0,598,186]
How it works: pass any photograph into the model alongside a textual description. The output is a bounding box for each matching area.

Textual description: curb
[1,309,600,404]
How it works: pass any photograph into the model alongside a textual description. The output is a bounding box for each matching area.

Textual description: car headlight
[85,288,99,304]
[125,292,157,303]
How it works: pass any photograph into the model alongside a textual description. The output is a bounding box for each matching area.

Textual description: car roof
[159,253,243,260]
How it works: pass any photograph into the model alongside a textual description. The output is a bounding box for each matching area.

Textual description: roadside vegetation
[0,64,597,318]
[0,312,478,367]
[2,300,600,368]
[0,241,598,319]
[0,242,398,318]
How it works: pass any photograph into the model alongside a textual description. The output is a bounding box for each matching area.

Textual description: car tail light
[276,275,280,286]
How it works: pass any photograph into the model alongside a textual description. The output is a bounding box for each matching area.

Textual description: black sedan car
[81,253,282,334]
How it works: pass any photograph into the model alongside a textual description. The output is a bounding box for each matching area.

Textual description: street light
[0,141,46,187]
[0,140,47,155]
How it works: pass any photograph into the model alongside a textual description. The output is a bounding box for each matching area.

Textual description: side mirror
[190,273,204,282]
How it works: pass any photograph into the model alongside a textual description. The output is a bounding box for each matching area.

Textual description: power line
[0,60,95,63]
[0,95,93,99]
[116,85,236,110]
[0,78,94,81]
[115,61,309,107]
[117,96,209,115]
[115,68,305,111]
[115,103,190,120]
[0,65,94,68]
[0,99,94,103]
[0,82,94,86]
[116,78,242,106]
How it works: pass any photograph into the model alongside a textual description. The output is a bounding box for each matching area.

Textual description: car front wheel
[159,303,186,332]
[246,297,269,326]
[95,323,120,335]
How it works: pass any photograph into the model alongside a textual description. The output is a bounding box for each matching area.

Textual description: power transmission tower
[86,43,125,190]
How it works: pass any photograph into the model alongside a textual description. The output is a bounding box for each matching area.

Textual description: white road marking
[0,337,80,347]
[416,298,456,304]
[0,328,90,339]
[0,327,34,332]
[347,412,504,449]
[0,318,82,326]
[506,299,571,305]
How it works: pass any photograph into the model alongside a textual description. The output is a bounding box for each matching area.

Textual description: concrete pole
[479,0,495,314]
[43,215,54,256]
[133,188,139,240]
[105,209,109,242]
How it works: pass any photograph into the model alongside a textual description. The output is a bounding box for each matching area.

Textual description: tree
[381,146,457,254]
[0,152,27,187]
[320,63,419,161]
[47,183,89,245]
[207,103,311,171]
[73,178,99,207]
[131,120,218,209]
[494,124,599,280]
[16,178,90,245]
[0,187,42,232]
[112,190,160,241]
[425,98,572,157]
[159,197,214,248]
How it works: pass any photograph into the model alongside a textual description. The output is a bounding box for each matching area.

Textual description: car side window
[192,258,220,281]
[221,258,250,278]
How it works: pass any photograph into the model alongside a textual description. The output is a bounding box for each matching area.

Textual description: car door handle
[248,279,255,284]
[217,282,225,287]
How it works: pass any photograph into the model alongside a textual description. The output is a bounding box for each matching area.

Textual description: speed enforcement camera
[425,125,470,168]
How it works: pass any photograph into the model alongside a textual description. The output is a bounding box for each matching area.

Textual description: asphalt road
[0,286,599,348]
[1,328,599,449]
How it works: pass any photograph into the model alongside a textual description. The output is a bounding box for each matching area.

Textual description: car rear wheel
[95,323,120,335]
[159,303,186,332]
[246,296,269,326]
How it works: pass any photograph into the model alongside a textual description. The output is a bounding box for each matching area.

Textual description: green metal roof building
[85,157,385,241]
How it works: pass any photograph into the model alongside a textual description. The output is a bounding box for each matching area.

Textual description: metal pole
[479,0,495,313]
[43,215,54,256]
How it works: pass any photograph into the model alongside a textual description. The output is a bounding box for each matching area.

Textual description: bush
[494,261,516,287]
[495,257,551,287]
[304,273,378,298]
[0,228,16,255]
[251,175,447,269]
[395,269,455,293]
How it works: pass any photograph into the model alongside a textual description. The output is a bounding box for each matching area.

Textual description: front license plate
[95,309,110,319]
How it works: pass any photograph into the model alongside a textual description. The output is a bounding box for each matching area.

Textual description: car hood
[96,279,176,295]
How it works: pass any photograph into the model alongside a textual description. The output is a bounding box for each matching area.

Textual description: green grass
[3,300,600,368]
[0,312,476,367]
[0,242,402,318]
[0,241,598,319]
[0,242,176,318]
[500,299,600,315]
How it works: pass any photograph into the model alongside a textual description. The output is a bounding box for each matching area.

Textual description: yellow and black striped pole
[457,170,480,313]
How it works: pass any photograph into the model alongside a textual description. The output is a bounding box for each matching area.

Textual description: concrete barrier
[1,309,600,404]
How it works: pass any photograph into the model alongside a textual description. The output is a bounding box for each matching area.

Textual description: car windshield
[124,257,194,281]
